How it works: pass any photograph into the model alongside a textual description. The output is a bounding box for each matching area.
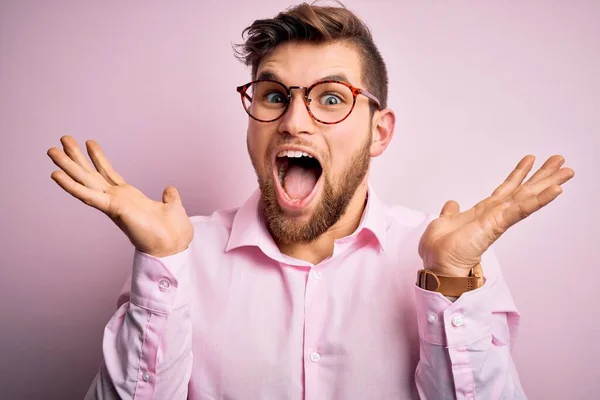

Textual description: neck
[276,180,369,265]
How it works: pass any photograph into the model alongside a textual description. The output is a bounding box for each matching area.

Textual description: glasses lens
[242,81,288,122]
[308,82,354,123]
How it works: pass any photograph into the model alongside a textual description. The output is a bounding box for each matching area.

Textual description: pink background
[1,0,598,398]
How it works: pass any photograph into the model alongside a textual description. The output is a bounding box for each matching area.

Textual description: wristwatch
[416,264,484,297]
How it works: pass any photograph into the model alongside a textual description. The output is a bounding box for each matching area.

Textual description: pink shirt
[85,187,526,399]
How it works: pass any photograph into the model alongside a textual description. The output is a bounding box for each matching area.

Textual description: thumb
[162,186,182,205]
[440,200,460,217]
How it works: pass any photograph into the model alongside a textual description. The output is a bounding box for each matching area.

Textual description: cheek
[247,123,274,169]
[326,126,368,175]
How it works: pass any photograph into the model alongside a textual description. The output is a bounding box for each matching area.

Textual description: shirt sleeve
[84,247,193,400]
[413,245,527,400]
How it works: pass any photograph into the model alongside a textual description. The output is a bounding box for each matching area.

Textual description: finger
[50,170,110,212]
[517,167,574,200]
[47,147,108,191]
[86,140,126,186]
[162,186,182,205]
[501,184,563,227]
[60,135,95,173]
[523,154,565,185]
[440,200,460,217]
[491,155,535,199]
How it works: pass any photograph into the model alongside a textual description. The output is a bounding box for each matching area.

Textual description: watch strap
[416,263,483,297]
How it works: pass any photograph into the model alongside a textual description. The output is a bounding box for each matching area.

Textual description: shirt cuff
[129,247,191,314]
[415,275,497,348]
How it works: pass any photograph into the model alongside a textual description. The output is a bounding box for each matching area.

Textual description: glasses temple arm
[360,89,381,110]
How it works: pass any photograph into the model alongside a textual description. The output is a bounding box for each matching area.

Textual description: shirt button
[142,372,151,382]
[159,279,171,290]
[311,270,323,280]
[310,352,321,362]
[451,314,464,327]
[427,312,438,323]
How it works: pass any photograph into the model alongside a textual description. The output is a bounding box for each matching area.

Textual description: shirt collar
[357,185,387,251]
[225,189,264,252]
[225,184,387,254]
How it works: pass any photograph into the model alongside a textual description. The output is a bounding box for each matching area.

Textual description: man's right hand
[47,135,194,258]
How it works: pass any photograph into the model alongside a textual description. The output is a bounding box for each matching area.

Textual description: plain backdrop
[1,0,598,399]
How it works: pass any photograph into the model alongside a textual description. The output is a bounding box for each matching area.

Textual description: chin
[256,136,371,244]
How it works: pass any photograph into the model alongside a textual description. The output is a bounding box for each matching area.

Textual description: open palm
[418,154,575,277]
[47,136,193,257]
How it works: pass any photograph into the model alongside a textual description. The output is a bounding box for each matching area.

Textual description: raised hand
[418,154,575,277]
[47,136,194,257]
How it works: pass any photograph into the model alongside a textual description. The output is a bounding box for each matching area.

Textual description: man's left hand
[418,154,575,277]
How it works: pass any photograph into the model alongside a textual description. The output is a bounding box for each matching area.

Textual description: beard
[250,133,371,245]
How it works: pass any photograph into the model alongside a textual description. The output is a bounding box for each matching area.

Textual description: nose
[277,87,316,137]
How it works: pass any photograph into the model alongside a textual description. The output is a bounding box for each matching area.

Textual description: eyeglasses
[236,79,381,125]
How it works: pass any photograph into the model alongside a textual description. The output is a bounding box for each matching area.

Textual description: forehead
[256,41,364,87]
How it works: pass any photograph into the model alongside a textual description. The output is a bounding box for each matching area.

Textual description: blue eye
[265,92,286,104]
[320,94,342,106]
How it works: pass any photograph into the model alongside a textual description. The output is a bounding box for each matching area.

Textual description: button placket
[304,265,326,398]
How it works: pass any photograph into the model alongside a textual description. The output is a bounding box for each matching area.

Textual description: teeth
[276,150,314,158]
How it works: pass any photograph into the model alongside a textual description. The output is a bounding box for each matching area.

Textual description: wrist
[139,243,189,258]
[425,263,472,278]
[417,263,484,296]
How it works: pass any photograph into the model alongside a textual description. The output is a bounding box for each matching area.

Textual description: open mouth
[273,149,323,211]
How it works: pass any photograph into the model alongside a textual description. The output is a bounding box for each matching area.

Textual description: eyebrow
[315,74,351,85]
[257,71,279,81]
[256,71,353,86]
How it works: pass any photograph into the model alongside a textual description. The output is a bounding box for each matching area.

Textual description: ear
[369,109,396,157]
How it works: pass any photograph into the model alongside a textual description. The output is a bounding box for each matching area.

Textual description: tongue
[283,165,319,200]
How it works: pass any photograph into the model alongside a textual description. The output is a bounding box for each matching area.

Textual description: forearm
[415,308,525,399]
[85,249,193,400]
[414,249,526,399]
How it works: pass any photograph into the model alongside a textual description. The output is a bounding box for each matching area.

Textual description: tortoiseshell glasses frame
[236,79,382,125]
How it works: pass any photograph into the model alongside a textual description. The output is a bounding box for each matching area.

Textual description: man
[47,3,574,399]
